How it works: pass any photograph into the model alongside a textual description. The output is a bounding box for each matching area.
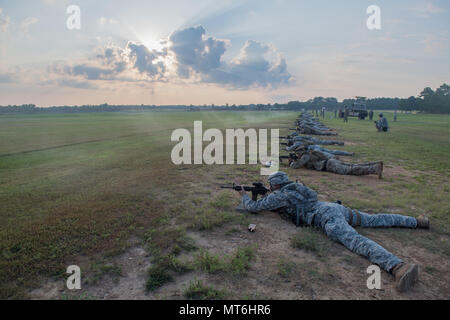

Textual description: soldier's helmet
[268,172,291,186]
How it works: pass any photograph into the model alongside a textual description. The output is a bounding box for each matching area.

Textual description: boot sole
[396,264,419,292]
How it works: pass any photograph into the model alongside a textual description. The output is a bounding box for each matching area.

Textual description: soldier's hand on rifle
[233,182,247,196]
[238,185,247,196]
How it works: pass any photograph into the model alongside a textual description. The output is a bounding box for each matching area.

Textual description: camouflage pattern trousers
[326,159,380,176]
[309,145,353,156]
[309,202,418,272]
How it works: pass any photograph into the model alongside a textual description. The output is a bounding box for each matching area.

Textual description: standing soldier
[344,107,349,123]
[369,110,374,121]
[334,108,337,118]
[394,110,398,122]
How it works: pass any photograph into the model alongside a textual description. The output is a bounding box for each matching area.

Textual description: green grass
[192,247,256,275]
[184,280,226,300]
[146,265,173,292]
[291,228,329,257]
[322,112,450,174]
[0,110,449,298]
[87,260,122,285]
[277,257,295,278]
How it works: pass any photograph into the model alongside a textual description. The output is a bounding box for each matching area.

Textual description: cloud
[218,40,291,88]
[0,8,10,32]
[169,25,227,77]
[56,79,97,89]
[168,26,291,88]
[20,17,39,33]
[126,42,166,78]
[52,25,291,89]
[55,62,116,80]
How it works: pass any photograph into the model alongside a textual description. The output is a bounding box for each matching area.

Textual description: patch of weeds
[87,261,122,285]
[145,252,193,292]
[144,225,196,256]
[193,250,224,273]
[227,246,256,275]
[277,257,295,278]
[184,280,225,300]
[210,193,233,211]
[192,246,256,275]
[225,227,240,236]
[291,228,328,257]
[190,208,234,231]
[145,265,173,292]
[307,269,320,279]
[59,292,94,300]
[424,266,437,275]
[191,198,204,206]
[156,254,193,274]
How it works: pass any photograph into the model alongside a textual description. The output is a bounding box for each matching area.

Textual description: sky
[0,0,449,107]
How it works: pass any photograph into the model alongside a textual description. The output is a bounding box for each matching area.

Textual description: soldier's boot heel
[377,161,383,179]
[416,215,430,229]
[392,263,419,293]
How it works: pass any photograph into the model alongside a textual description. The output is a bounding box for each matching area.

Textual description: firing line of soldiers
[226,112,428,293]
[279,112,383,179]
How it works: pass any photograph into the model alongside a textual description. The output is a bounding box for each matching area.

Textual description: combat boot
[376,161,383,179]
[392,263,419,292]
[416,215,430,229]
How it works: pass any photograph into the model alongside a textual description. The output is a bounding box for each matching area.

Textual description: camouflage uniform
[290,150,381,177]
[375,116,389,132]
[326,158,381,176]
[289,135,344,146]
[298,125,338,136]
[241,172,417,272]
[286,144,353,157]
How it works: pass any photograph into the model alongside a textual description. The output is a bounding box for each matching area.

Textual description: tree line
[398,84,449,113]
[1,83,448,114]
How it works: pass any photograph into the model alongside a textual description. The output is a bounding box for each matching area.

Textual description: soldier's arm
[242,192,289,212]
[291,154,310,168]
[286,142,301,151]
[311,150,330,161]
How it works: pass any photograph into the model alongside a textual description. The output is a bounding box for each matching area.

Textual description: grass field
[0,111,449,299]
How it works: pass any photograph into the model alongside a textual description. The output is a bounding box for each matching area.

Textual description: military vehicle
[350,96,369,119]
[339,97,369,120]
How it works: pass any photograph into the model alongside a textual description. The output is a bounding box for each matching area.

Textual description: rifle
[289,128,298,130]
[279,153,299,163]
[220,182,270,201]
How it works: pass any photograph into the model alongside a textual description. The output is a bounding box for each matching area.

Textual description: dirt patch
[30,238,152,300]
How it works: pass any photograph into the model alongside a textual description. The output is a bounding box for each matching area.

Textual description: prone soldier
[284,147,383,179]
[233,172,429,292]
